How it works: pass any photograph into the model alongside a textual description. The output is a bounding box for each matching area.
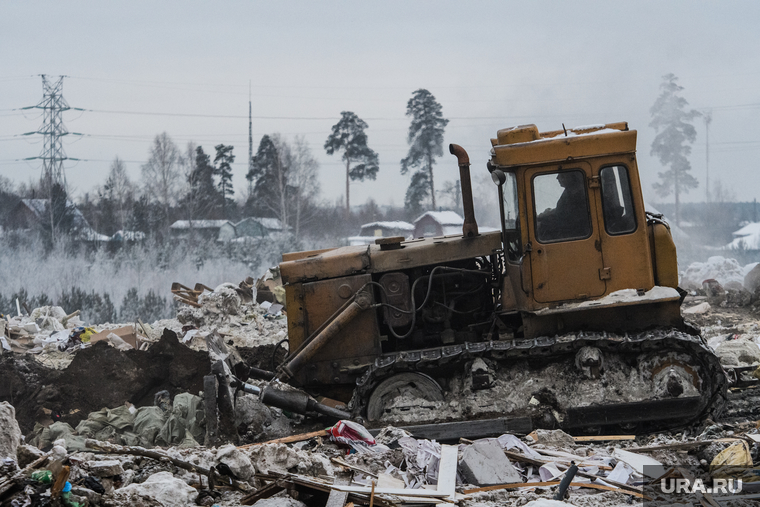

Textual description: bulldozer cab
[490,123,658,310]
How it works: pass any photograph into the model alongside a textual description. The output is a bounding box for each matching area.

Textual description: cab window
[533,170,592,243]
[502,171,521,261]
[600,165,636,235]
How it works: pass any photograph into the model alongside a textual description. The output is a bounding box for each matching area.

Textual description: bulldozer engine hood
[280,231,502,285]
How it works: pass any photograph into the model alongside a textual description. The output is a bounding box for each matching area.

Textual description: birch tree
[141,132,181,228]
[105,156,133,231]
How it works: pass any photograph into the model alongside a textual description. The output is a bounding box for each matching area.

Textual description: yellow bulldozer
[263,122,726,436]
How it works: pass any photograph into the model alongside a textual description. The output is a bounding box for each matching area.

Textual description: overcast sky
[2,1,759,214]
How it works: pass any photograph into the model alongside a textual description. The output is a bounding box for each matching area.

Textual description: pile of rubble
[5,263,760,506]
[0,269,297,445]
[4,398,760,507]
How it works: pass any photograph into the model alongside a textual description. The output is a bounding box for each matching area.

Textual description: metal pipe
[449,144,479,238]
[281,292,373,379]
[260,385,351,420]
[554,462,578,500]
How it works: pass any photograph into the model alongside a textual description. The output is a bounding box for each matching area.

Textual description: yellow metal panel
[492,130,637,167]
[282,247,337,262]
[285,283,306,350]
[496,124,540,145]
[368,232,501,273]
[649,222,679,288]
[590,157,655,293]
[295,274,381,386]
[526,163,606,303]
[280,245,371,284]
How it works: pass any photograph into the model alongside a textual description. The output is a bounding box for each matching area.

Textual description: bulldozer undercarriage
[350,328,727,434]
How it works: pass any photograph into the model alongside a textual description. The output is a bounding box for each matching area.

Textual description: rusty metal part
[449,143,479,238]
[281,291,373,379]
[259,385,351,420]
[350,329,727,432]
[378,272,412,328]
[575,346,603,379]
[366,372,444,422]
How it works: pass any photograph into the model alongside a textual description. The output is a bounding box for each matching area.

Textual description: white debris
[612,448,666,478]
[683,302,711,314]
[744,263,760,292]
[216,443,255,481]
[536,287,680,315]
[0,402,21,461]
[112,471,198,507]
[252,498,308,507]
[524,501,574,507]
[681,256,745,291]
[715,338,760,367]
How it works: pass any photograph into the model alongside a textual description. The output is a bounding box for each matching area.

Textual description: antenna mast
[248,80,253,195]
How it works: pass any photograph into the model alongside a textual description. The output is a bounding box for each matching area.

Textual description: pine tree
[182,145,217,221]
[404,171,430,218]
[401,89,449,212]
[650,74,701,225]
[324,111,379,217]
[247,135,290,226]
[214,144,235,219]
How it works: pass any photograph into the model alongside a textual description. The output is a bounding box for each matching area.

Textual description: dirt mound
[0,329,209,436]
[53,329,209,431]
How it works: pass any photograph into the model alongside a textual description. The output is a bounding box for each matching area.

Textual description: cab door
[527,163,606,303]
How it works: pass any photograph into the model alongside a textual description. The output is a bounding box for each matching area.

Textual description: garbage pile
[5,264,760,505]
[165,271,288,351]
[5,396,760,507]
[0,302,156,371]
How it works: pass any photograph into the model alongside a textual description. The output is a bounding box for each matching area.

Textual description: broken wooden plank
[173,295,202,308]
[437,444,458,507]
[624,438,738,453]
[238,429,330,449]
[240,479,286,505]
[463,480,648,499]
[256,473,397,507]
[330,457,378,478]
[520,448,612,470]
[368,417,532,441]
[572,435,635,442]
[330,485,450,498]
[85,439,247,491]
[503,450,642,496]
[324,471,352,507]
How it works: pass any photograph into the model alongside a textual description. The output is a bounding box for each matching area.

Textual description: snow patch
[681,256,745,290]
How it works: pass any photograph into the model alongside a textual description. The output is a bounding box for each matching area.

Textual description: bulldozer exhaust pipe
[449,144,479,238]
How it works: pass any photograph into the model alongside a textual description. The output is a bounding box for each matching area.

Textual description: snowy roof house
[5,198,108,241]
[348,220,414,246]
[413,211,464,238]
[727,222,760,250]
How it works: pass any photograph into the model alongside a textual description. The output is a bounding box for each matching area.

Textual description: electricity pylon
[21,75,81,192]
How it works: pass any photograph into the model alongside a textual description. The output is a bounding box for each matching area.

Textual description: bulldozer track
[350,328,728,432]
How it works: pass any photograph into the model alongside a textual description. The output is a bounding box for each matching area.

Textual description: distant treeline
[654,200,760,246]
[0,287,173,324]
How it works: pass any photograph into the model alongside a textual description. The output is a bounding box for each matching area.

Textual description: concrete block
[88,459,125,477]
[459,440,521,486]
